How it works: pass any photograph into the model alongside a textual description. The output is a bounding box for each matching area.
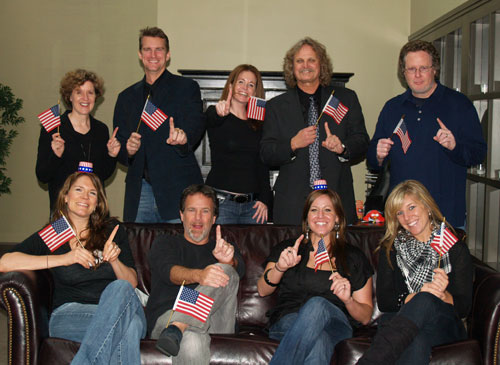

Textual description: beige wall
[0,0,157,242]
[0,0,467,242]
[411,0,468,33]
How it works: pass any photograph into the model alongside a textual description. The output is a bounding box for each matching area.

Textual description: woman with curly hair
[36,69,120,212]
[0,172,145,364]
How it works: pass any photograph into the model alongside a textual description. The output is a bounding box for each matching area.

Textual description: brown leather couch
[1,223,499,364]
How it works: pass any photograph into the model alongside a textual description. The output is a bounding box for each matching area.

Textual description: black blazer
[113,70,205,221]
[261,85,369,225]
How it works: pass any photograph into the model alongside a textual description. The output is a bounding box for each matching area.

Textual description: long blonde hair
[381,180,451,264]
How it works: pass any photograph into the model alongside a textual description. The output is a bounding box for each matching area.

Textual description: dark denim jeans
[384,292,467,365]
[269,296,352,365]
[216,197,262,224]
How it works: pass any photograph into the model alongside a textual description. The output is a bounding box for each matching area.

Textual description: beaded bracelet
[263,268,279,287]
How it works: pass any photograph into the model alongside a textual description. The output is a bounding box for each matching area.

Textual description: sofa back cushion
[123,223,385,328]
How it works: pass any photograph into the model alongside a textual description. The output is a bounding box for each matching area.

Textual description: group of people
[0,25,487,364]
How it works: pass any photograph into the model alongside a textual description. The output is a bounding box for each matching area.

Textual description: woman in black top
[205,64,271,224]
[257,189,373,364]
[36,69,120,211]
[358,180,472,364]
[0,172,145,364]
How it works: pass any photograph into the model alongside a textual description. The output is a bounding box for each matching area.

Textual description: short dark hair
[180,184,219,216]
[398,40,440,84]
[139,26,169,52]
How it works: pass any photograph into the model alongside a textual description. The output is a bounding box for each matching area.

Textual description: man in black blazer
[113,27,205,223]
[261,37,369,225]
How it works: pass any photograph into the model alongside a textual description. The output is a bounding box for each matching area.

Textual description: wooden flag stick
[136,94,150,133]
[59,211,84,249]
[315,90,335,126]
[165,280,185,329]
[57,99,61,134]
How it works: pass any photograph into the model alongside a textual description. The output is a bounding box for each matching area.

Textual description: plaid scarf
[394,227,451,293]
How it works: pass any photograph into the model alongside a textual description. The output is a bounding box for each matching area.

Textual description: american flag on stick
[173,285,214,323]
[38,216,75,252]
[247,96,266,121]
[38,105,61,132]
[314,238,330,272]
[430,221,458,256]
[141,98,168,131]
[392,116,412,154]
[322,95,348,125]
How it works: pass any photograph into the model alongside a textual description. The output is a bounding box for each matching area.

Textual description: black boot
[357,315,419,365]
[156,325,183,357]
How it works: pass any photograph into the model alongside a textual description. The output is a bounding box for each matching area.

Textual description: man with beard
[145,184,245,363]
[261,37,369,225]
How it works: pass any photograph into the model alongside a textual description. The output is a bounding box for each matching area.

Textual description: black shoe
[156,325,183,357]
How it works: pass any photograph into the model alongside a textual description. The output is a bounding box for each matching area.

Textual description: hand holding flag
[51,133,65,158]
[433,118,456,151]
[38,104,61,132]
[126,132,142,157]
[166,117,187,145]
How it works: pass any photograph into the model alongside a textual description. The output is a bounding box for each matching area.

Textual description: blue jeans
[49,280,147,365]
[216,198,261,224]
[385,292,467,365]
[269,296,352,365]
[135,179,180,223]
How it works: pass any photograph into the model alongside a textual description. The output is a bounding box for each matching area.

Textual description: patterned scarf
[394,227,451,293]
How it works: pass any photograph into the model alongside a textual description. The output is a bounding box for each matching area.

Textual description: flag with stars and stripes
[38,105,61,132]
[141,99,167,131]
[247,96,266,121]
[323,95,348,125]
[314,238,330,272]
[38,216,75,252]
[173,285,214,323]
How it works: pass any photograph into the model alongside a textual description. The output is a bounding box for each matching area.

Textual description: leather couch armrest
[0,270,52,365]
[469,269,500,365]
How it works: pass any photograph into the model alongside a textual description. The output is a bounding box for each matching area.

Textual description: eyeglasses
[404,66,434,74]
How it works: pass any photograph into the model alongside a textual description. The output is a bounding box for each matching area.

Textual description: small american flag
[393,117,411,154]
[314,238,330,272]
[141,99,167,131]
[38,105,61,132]
[323,95,348,125]
[430,222,458,256]
[78,161,93,173]
[173,286,214,323]
[38,216,75,252]
[247,96,266,121]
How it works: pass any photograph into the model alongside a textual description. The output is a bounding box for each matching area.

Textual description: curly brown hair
[53,172,111,252]
[398,40,440,85]
[59,69,104,109]
[139,26,169,52]
[283,37,333,88]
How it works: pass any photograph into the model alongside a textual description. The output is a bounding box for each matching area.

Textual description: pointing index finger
[169,117,175,130]
[294,234,304,250]
[227,84,233,103]
[436,117,447,130]
[107,225,119,244]
[324,122,332,136]
[111,127,119,139]
[216,225,222,245]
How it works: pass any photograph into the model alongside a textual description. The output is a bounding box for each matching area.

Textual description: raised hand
[376,138,394,165]
[212,225,235,264]
[166,117,187,145]
[252,201,268,224]
[433,118,456,150]
[329,269,351,303]
[103,225,121,263]
[107,127,121,157]
[291,126,317,151]
[276,235,303,272]
[321,122,344,154]
[215,84,232,117]
[126,132,141,157]
[51,132,65,158]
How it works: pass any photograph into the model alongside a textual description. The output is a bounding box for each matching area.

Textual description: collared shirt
[367,81,487,227]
